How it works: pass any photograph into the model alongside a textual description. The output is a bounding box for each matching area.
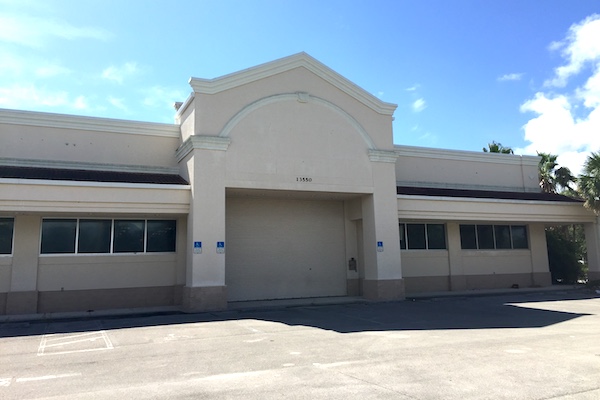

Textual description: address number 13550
[296,177,313,182]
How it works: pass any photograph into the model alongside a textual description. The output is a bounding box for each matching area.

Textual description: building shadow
[0,290,597,338]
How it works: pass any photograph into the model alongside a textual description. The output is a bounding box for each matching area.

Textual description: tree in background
[546,225,587,284]
[536,152,585,283]
[482,141,514,154]
[537,152,577,195]
[578,152,600,214]
[480,144,591,283]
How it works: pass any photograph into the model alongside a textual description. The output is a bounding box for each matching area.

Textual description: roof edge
[395,144,540,166]
[0,108,180,138]
[188,52,397,116]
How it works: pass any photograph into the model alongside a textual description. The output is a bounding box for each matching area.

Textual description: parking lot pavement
[1,290,599,399]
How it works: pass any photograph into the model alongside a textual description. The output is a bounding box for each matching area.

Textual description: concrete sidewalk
[0,284,588,323]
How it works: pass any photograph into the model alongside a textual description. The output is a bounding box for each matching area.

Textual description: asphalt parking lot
[1,289,599,399]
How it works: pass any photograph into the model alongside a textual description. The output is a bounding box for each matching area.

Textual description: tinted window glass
[427,224,446,249]
[494,225,511,249]
[511,225,529,249]
[78,220,112,253]
[113,220,145,253]
[460,225,477,249]
[407,224,426,249]
[0,218,14,254]
[146,220,176,252]
[477,225,495,249]
[41,219,76,254]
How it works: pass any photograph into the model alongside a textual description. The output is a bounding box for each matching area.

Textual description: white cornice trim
[397,194,582,206]
[394,144,540,166]
[174,92,195,122]
[0,178,190,190]
[176,135,231,162]
[397,196,595,223]
[369,150,399,163]
[0,157,180,175]
[0,108,180,138]
[188,52,397,116]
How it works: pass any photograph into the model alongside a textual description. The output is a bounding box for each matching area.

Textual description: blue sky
[1,0,599,174]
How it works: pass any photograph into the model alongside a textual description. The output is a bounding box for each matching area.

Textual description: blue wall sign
[193,241,202,254]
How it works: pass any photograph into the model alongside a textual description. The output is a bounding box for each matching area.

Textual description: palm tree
[578,152,600,214]
[483,141,514,154]
[537,152,576,194]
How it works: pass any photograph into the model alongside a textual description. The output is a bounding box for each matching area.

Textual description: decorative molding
[397,195,595,223]
[394,144,540,166]
[0,108,180,138]
[176,135,231,162]
[218,92,377,150]
[297,92,310,103]
[0,157,180,175]
[188,52,397,116]
[368,149,399,163]
[174,93,195,122]
[0,177,190,191]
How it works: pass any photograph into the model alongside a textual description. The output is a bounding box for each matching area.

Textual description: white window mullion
[143,219,148,253]
[74,218,80,254]
[110,219,115,254]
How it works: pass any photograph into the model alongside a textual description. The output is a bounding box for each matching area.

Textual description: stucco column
[529,223,552,286]
[361,151,404,300]
[178,136,230,312]
[446,222,467,291]
[585,217,600,282]
[6,215,40,314]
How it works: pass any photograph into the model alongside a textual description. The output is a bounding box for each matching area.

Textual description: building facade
[1,53,598,315]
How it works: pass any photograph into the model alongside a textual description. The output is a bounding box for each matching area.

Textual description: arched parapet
[218,92,377,150]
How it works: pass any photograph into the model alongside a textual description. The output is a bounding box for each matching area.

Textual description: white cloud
[142,86,185,109]
[498,73,524,82]
[0,14,111,48]
[0,51,26,77]
[35,64,71,78]
[73,95,88,110]
[576,66,600,108]
[0,84,70,108]
[518,14,600,176]
[411,98,427,113]
[544,14,600,87]
[405,84,420,92]
[108,96,128,112]
[102,62,139,84]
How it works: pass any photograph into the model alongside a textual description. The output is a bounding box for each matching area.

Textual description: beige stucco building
[1,53,598,315]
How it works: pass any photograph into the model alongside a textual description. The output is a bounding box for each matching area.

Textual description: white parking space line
[16,373,82,383]
[38,330,114,356]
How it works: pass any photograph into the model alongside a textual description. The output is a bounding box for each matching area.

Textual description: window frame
[40,218,177,255]
[459,224,529,250]
[399,222,448,251]
[40,218,77,254]
[0,217,15,256]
